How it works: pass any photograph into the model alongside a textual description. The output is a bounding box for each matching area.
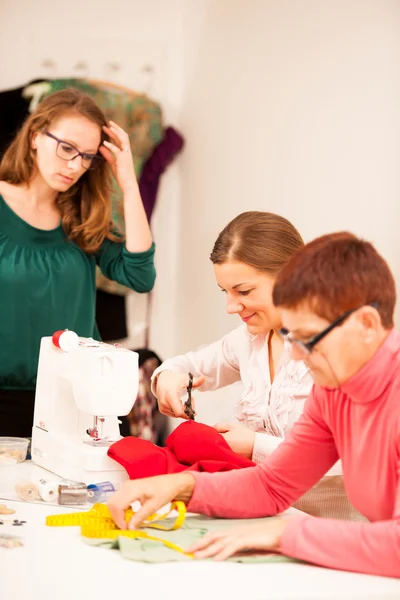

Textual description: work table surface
[0,462,399,600]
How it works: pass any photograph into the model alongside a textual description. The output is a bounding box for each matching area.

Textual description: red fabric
[107,421,255,480]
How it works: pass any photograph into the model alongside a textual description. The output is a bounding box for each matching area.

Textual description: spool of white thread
[38,479,60,502]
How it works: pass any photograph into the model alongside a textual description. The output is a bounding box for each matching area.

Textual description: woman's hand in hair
[102,121,152,251]
[155,371,206,419]
[214,422,255,459]
[100,121,138,192]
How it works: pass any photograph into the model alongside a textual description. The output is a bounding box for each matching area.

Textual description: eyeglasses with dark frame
[44,132,103,170]
[279,302,379,357]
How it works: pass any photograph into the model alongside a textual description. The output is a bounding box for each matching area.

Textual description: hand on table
[187,518,289,561]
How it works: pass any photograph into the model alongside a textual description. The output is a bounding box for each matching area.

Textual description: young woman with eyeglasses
[0,88,155,437]
[109,233,400,578]
[151,212,362,520]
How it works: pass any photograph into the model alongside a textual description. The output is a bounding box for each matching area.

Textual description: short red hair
[273,232,396,329]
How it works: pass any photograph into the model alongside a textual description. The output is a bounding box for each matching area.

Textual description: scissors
[183,372,196,420]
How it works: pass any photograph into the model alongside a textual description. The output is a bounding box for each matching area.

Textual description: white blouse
[151,325,364,520]
[152,324,316,463]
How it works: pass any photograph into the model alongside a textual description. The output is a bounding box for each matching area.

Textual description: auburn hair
[273,232,396,328]
[0,88,120,253]
[210,211,304,274]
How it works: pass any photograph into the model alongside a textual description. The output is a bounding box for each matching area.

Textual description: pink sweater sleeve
[188,388,400,578]
[188,390,339,517]
[280,513,400,578]
[280,415,400,578]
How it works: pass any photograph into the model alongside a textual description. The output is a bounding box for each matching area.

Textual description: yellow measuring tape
[46,501,193,558]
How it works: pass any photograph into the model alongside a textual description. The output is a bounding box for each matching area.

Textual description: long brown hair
[0,88,120,253]
[210,211,304,275]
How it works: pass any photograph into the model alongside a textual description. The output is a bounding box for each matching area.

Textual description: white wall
[178,0,400,353]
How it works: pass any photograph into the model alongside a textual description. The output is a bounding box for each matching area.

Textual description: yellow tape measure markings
[81,525,193,557]
[46,501,192,558]
[46,501,185,530]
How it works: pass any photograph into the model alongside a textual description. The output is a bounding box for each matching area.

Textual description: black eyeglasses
[45,132,103,170]
[279,302,379,357]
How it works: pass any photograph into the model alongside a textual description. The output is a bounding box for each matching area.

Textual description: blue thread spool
[87,481,116,504]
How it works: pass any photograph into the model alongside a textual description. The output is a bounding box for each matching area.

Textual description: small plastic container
[0,437,30,467]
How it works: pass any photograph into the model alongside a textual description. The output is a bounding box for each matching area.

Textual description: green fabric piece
[84,515,298,564]
[45,78,163,296]
[0,194,156,390]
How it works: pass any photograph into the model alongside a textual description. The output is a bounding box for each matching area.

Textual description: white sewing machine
[31,335,139,486]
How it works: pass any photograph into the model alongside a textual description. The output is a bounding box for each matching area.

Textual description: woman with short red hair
[108,232,400,578]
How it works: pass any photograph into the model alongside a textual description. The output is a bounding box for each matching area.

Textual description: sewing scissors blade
[184,372,195,420]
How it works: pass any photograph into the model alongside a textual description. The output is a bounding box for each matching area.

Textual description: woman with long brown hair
[151,211,361,520]
[0,88,155,437]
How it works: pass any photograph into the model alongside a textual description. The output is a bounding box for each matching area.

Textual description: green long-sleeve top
[0,194,156,390]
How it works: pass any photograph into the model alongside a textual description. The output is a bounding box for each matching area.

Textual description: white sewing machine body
[31,336,138,486]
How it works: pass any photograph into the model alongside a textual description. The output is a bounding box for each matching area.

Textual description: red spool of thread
[52,330,79,352]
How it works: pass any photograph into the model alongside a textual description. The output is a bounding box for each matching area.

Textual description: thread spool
[52,330,79,352]
[87,481,116,504]
[15,480,40,502]
[58,482,88,505]
[38,479,60,503]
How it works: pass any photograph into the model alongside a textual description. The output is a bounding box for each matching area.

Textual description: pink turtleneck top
[187,329,400,578]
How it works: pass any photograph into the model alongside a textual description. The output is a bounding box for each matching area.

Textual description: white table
[1,462,399,600]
